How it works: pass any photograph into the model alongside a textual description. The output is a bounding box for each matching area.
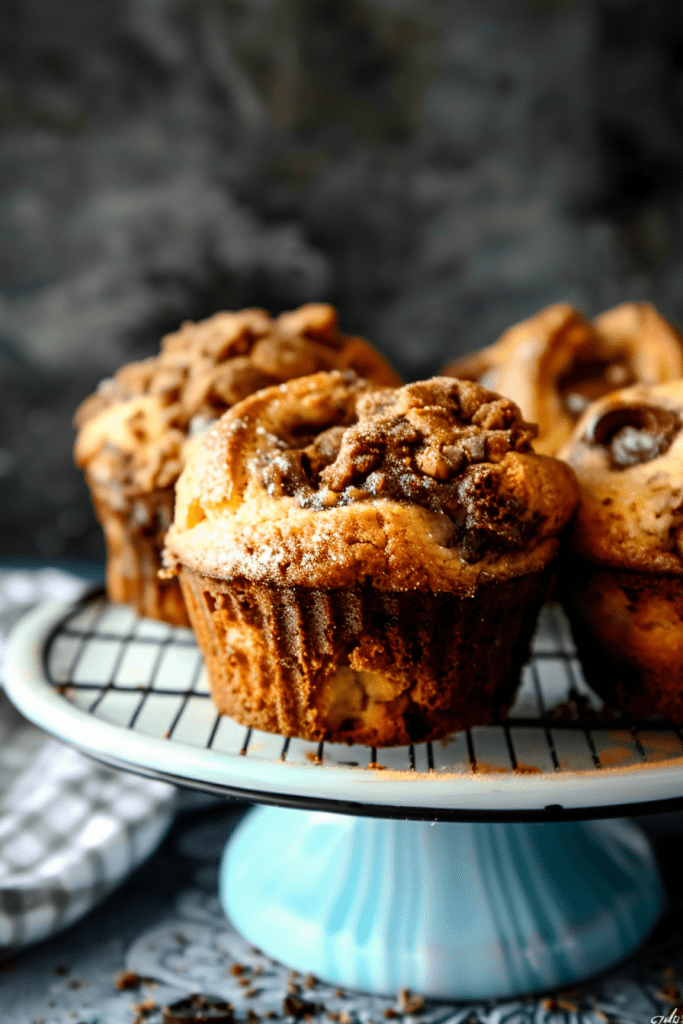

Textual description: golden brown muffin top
[165,371,579,592]
[74,304,400,497]
[442,301,683,457]
[560,379,683,574]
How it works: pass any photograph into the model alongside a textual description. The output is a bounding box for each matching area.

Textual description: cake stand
[5,592,683,1001]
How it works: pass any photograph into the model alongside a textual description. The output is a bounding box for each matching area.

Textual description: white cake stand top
[5,593,683,820]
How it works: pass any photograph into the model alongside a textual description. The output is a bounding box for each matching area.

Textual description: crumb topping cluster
[256,376,539,559]
[75,304,397,493]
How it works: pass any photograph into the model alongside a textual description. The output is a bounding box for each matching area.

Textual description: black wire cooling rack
[40,590,683,792]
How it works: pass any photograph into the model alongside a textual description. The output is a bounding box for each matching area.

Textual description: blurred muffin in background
[560,380,683,722]
[164,371,578,746]
[442,302,683,456]
[74,304,401,626]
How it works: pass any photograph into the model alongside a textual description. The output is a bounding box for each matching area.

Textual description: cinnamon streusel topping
[166,371,579,591]
[74,304,400,495]
[254,377,540,561]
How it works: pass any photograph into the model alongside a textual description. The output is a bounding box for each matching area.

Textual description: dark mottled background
[2,0,683,563]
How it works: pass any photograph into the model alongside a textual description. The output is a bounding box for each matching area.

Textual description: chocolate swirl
[559,380,683,575]
[587,403,680,469]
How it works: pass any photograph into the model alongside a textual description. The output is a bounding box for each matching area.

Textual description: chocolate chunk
[588,403,679,468]
[162,995,234,1023]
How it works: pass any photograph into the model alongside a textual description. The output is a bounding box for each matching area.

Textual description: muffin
[559,380,683,721]
[74,304,400,626]
[163,371,578,746]
[442,302,683,456]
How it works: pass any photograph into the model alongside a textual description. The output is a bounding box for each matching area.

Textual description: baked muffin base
[91,482,190,628]
[180,566,549,747]
[563,558,683,722]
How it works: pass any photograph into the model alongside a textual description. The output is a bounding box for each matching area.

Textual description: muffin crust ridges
[443,301,683,456]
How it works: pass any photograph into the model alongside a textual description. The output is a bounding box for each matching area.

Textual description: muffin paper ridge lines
[8,596,683,819]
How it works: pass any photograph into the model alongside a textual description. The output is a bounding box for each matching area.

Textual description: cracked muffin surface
[165,371,578,746]
[443,301,683,456]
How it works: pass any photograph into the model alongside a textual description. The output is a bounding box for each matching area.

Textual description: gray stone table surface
[2,794,683,1024]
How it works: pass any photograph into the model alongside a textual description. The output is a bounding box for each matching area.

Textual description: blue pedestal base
[220,807,663,1000]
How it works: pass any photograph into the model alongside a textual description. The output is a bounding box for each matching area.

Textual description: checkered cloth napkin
[0,567,176,952]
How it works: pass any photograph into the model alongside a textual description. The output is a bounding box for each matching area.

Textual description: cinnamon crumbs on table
[114,969,140,990]
[132,998,157,1016]
[398,989,424,1015]
[543,996,585,1013]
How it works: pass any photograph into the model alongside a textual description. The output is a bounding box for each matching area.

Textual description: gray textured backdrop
[2,0,683,560]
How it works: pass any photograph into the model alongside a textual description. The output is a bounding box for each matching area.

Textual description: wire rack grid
[39,591,683,805]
